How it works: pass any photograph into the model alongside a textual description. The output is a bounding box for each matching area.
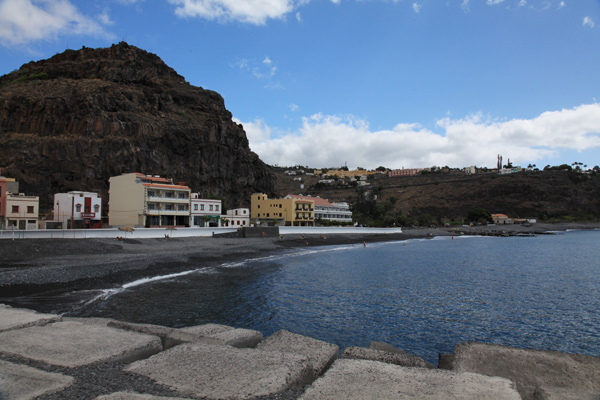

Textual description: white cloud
[583,16,595,28]
[558,1,565,9]
[168,0,296,24]
[289,103,299,112]
[239,103,600,169]
[518,0,526,7]
[412,3,421,13]
[486,0,505,5]
[0,0,111,46]
[461,0,469,12]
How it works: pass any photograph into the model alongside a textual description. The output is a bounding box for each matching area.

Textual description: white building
[190,194,222,227]
[54,191,103,229]
[223,208,250,227]
[285,195,352,224]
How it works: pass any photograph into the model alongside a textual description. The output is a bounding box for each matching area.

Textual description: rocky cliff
[0,42,274,212]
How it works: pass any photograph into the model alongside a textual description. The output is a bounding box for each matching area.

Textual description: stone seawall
[0,304,599,400]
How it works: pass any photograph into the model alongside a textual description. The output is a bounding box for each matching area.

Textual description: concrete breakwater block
[95,392,192,400]
[342,346,436,369]
[180,323,264,348]
[0,304,61,333]
[299,359,522,400]
[126,342,313,399]
[452,341,600,400]
[256,329,339,377]
[0,359,74,400]
[0,321,162,367]
[532,385,600,400]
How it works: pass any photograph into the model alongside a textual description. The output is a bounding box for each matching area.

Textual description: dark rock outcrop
[0,42,275,212]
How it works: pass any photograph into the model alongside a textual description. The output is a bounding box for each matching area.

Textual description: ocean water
[65,229,600,364]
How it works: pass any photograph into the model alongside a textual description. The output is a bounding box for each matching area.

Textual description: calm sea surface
[66,229,600,364]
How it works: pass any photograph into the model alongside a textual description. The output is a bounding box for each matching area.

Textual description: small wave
[82,267,211,305]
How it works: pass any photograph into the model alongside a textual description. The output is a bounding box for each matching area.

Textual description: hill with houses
[272,166,600,226]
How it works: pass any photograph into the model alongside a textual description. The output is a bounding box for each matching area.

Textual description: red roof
[287,195,333,207]
[143,183,190,190]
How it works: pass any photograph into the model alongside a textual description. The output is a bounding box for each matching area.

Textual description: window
[165,192,173,198]
[194,204,198,211]
[94,205,100,212]
[76,204,82,212]
[200,204,204,211]
[235,210,238,215]
[216,205,219,211]
[165,205,173,211]
[148,190,155,197]
[209,205,213,211]
[12,205,18,213]
[148,204,156,210]
[178,205,185,211]
[178,192,186,199]
[27,206,34,213]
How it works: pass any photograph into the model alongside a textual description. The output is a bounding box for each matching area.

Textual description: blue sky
[1,0,599,170]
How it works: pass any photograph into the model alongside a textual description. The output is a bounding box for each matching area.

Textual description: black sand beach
[1,222,598,301]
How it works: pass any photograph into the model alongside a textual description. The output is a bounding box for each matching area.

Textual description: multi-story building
[223,208,250,227]
[251,193,315,227]
[388,168,420,177]
[3,193,39,230]
[190,194,222,227]
[108,173,191,228]
[53,191,103,229]
[285,195,352,224]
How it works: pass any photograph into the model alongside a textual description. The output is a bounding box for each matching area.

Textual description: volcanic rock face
[0,42,274,212]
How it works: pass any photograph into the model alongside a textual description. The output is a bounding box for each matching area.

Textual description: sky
[1,0,599,170]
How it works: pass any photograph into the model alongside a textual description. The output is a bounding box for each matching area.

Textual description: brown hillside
[273,169,600,221]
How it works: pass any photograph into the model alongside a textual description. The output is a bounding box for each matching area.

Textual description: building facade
[388,168,420,177]
[285,195,352,224]
[223,208,250,227]
[54,191,103,229]
[3,193,39,230]
[109,173,191,228]
[190,194,222,227]
[251,193,315,226]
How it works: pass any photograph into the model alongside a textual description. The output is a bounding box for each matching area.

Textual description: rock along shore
[2,304,600,400]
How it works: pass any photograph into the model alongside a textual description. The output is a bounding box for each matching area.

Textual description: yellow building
[109,173,191,228]
[250,193,315,226]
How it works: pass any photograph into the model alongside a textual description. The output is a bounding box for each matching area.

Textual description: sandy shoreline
[1,222,598,301]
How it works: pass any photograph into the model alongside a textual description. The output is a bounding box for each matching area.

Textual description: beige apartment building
[251,193,315,227]
[3,193,39,230]
[109,173,191,228]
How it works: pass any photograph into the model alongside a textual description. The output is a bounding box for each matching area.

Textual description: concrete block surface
[342,346,435,369]
[453,341,600,400]
[181,323,263,348]
[532,385,600,400]
[126,342,313,399]
[95,392,192,400]
[0,359,74,400]
[368,341,409,355]
[0,321,162,367]
[0,304,61,333]
[257,330,339,377]
[299,359,522,400]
